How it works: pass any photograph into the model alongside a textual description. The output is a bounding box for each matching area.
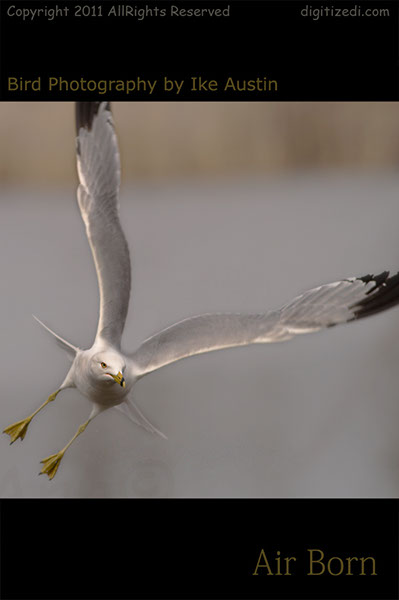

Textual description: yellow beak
[111,371,126,388]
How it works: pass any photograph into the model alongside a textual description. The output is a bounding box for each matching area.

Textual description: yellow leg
[3,390,60,444]
[40,419,90,480]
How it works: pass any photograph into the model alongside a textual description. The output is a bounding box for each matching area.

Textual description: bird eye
[101,362,107,369]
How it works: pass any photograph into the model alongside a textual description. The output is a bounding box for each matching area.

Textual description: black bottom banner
[1,499,398,600]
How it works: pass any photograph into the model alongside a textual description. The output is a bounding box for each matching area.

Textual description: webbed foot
[39,451,65,480]
[3,417,32,444]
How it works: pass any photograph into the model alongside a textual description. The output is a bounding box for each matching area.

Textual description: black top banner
[0,0,398,100]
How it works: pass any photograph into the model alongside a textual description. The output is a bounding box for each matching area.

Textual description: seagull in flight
[4,102,399,479]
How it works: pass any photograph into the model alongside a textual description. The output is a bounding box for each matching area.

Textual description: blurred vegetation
[0,102,398,184]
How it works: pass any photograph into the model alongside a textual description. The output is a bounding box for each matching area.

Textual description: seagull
[4,101,399,480]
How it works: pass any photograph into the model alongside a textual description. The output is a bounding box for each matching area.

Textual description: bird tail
[32,315,79,359]
[114,397,168,440]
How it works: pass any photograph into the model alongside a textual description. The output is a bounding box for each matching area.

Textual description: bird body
[4,101,399,480]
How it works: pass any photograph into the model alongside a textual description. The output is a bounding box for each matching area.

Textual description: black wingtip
[75,102,111,134]
[351,271,399,320]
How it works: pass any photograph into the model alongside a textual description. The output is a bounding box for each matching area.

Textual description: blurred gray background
[1,102,399,497]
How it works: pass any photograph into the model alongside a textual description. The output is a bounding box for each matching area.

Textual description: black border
[1,499,398,600]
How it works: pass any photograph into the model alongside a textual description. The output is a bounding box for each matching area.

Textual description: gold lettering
[327,556,344,576]
[284,556,297,575]
[308,548,325,575]
[8,77,18,91]
[252,549,274,576]
[346,556,358,575]
[360,557,377,576]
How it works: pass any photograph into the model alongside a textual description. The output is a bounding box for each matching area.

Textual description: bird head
[91,351,126,388]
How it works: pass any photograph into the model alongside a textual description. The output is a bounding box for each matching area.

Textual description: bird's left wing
[76,102,131,348]
[130,271,399,376]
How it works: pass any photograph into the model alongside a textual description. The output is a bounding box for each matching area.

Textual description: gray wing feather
[131,271,399,376]
[76,102,131,348]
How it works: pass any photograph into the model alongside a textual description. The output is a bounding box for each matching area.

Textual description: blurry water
[1,171,399,497]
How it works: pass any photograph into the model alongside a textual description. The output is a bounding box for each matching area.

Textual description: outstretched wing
[131,271,399,376]
[76,102,131,348]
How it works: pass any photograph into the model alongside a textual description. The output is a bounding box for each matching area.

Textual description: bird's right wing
[130,271,399,377]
